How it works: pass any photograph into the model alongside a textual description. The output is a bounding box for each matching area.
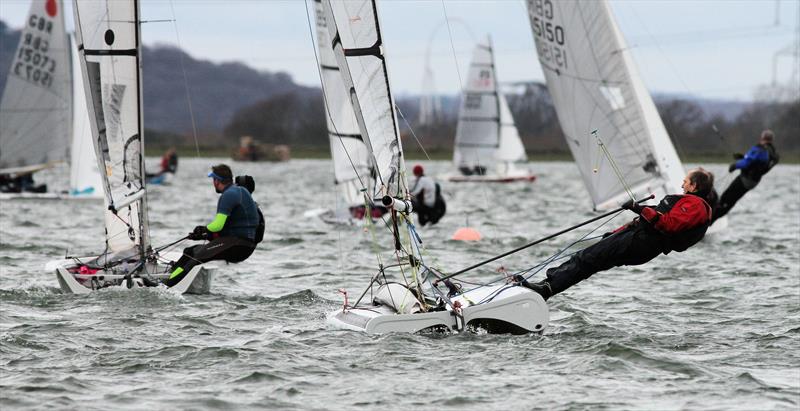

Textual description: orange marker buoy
[452,227,481,241]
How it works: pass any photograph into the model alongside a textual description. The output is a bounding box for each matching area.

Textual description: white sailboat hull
[47,252,216,295]
[328,283,549,334]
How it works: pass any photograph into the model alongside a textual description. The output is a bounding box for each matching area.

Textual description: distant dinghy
[322,0,548,334]
[447,37,536,183]
[0,0,102,200]
[48,0,215,294]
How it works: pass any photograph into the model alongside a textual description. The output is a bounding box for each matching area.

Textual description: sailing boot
[513,275,553,301]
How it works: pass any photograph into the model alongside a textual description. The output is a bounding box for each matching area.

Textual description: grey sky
[2,0,798,101]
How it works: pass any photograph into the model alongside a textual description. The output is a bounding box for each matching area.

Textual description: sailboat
[0,0,102,200]
[526,0,727,234]
[446,37,536,183]
[322,0,548,334]
[46,0,215,294]
[304,0,386,225]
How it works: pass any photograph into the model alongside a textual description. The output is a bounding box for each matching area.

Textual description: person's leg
[714,176,749,221]
[165,238,256,287]
[521,228,648,299]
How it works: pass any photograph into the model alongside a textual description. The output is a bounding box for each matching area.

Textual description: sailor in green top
[164,164,259,287]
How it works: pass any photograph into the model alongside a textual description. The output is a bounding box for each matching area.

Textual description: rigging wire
[168,0,201,159]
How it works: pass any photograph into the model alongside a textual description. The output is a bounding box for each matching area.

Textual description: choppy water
[1,159,799,410]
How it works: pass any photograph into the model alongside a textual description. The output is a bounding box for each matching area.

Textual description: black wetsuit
[543,194,711,297]
[714,143,779,223]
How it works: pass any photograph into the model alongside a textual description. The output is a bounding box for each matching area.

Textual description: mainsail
[73,0,150,255]
[313,0,371,207]
[322,0,407,201]
[0,0,71,174]
[526,0,684,210]
[454,37,527,172]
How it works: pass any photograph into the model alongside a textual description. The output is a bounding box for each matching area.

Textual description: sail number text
[12,14,57,88]
[530,0,568,70]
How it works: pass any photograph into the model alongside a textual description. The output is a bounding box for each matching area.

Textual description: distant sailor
[518,168,715,300]
[409,164,446,226]
[164,164,259,287]
[712,129,779,223]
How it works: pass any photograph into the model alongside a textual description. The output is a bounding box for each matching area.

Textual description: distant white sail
[313,0,370,207]
[73,0,149,253]
[526,0,684,210]
[68,34,102,197]
[323,0,407,199]
[0,0,71,174]
[453,38,527,172]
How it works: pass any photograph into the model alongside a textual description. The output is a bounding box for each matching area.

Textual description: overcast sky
[2,0,798,101]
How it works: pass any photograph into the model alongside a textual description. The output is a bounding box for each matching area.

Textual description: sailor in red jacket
[520,168,715,300]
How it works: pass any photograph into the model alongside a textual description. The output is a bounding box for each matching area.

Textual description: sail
[527,0,684,210]
[68,34,102,197]
[322,0,407,200]
[453,39,500,170]
[313,0,370,207]
[496,90,527,163]
[73,0,150,254]
[0,0,71,174]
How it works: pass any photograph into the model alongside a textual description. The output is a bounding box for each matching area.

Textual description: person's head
[208,164,233,193]
[413,164,424,177]
[682,167,714,197]
[759,129,774,145]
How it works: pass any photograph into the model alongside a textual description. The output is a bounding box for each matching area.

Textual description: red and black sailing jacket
[638,194,713,253]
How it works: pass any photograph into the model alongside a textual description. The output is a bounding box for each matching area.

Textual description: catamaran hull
[48,257,216,295]
[328,285,549,334]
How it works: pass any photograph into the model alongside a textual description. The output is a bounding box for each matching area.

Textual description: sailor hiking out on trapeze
[518,168,715,300]
[712,129,779,223]
[164,164,262,287]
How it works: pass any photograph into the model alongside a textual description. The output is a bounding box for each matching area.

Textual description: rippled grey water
[1,159,799,410]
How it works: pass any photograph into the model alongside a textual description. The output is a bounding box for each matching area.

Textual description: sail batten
[73,0,149,254]
[527,0,683,209]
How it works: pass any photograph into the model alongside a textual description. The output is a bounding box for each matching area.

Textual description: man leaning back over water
[518,168,715,300]
[164,164,259,287]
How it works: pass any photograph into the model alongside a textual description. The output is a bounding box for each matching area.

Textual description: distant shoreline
[146,146,799,164]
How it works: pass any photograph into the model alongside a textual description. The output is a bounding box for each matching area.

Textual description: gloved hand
[728,163,737,173]
[621,199,643,214]
[733,153,744,160]
[188,225,209,240]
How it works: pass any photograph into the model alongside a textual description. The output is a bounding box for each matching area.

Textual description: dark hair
[211,164,233,183]
[235,175,255,193]
[688,167,714,197]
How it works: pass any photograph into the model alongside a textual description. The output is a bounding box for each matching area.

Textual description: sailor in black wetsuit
[712,130,779,223]
[164,164,259,287]
[520,168,715,301]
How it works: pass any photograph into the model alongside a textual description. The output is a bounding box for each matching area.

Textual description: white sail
[73,0,149,254]
[527,0,684,210]
[68,33,102,197]
[496,90,527,163]
[322,0,407,200]
[453,40,499,171]
[0,0,71,174]
[454,37,527,172]
[313,0,370,207]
